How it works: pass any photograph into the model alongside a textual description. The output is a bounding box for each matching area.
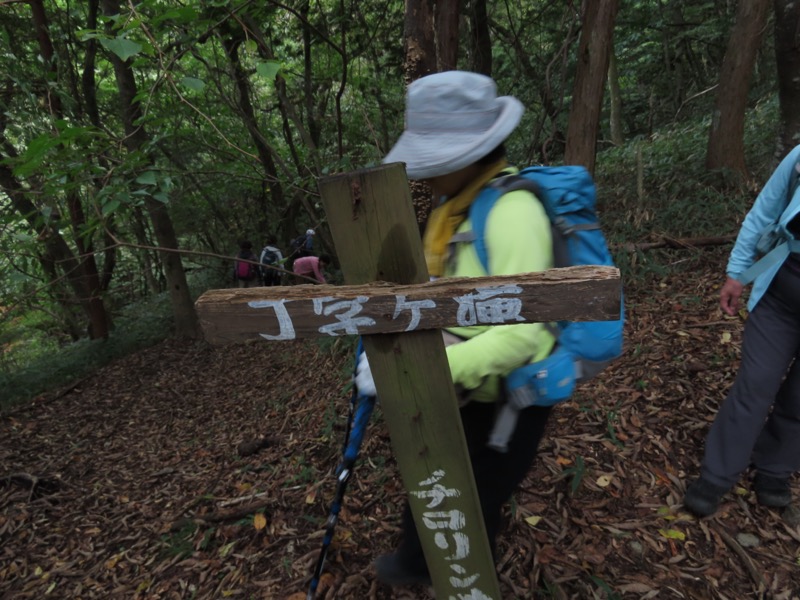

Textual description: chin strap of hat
[307,339,376,599]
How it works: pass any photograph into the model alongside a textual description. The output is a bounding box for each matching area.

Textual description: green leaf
[102,198,121,216]
[218,541,236,558]
[524,515,542,527]
[135,171,157,186]
[77,29,101,41]
[99,37,142,61]
[658,528,685,541]
[153,7,198,25]
[13,134,59,177]
[180,77,205,92]
[255,61,281,80]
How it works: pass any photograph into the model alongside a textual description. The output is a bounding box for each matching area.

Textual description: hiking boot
[684,477,728,517]
[753,473,792,508]
[374,553,431,586]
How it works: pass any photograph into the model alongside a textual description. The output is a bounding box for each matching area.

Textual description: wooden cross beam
[196,267,619,344]
[195,163,621,599]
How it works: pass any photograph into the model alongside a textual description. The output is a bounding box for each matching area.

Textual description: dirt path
[2,246,800,599]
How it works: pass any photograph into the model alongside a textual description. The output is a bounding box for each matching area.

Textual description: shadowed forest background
[3,0,800,598]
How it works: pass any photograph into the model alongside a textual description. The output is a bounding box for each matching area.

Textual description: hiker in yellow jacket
[355,70,556,586]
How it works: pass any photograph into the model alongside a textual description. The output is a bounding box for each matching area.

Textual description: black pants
[393,400,552,573]
[262,270,281,286]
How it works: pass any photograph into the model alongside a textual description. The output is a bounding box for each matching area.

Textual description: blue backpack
[468,166,624,421]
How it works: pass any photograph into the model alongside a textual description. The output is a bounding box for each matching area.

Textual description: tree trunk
[82,0,118,298]
[607,47,624,146]
[220,36,286,198]
[774,0,800,160]
[100,0,201,339]
[705,0,771,178]
[435,0,459,71]
[404,0,437,81]
[402,0,445,226]
[466,0,492,75]
[564,0,621,173]
[300,0,321,148]
[29,0,110,339]
[129,207,162,295]
[0,163,100,334]
[236,14,326,245]
[404,0,458,78]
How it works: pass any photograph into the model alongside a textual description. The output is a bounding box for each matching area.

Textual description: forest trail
[2,245,800,599]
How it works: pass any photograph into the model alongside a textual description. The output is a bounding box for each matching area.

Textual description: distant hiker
[233,240,258,288]
[355,71,560,586]
[290,229,316,260]
[259,238,284,286]
[685,145,800,517]
[292,253,330,284]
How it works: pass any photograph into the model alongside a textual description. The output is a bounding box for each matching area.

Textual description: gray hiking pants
[701,261,800,488]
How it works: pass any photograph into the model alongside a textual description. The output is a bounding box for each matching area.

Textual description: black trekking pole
[307,341,375,599]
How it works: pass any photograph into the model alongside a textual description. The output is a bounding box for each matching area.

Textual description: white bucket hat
[383,71,524,180]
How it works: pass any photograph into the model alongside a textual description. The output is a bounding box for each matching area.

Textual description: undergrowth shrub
[596,96,780,287]
[0,291,174,411]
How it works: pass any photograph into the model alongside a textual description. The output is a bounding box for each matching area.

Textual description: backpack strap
[738,238,800,285]
[737,161,800,286]
[467,183,502,273]
[466,175,575,272]
[467,177,562,355]
[467,175,544,273]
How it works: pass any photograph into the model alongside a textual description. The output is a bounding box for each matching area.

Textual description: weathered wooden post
[320,163,500,598]
[195,163,621,598]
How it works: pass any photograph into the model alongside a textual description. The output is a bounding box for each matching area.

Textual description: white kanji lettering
[421,510,466,531]
[411,469,490,598]
[434,531,470,560]
[454,285,525,326]
[412,470,460,507]
[313,296,376,336]
[394,295,436,331]
[249,300,296,340]
[449,564,480,588]
[411,483,461,508]
[417,469,446,487]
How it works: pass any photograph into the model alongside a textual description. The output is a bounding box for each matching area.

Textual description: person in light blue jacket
[684,145,800,517]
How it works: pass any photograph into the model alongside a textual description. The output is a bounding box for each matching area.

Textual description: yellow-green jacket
[443,176,556,402]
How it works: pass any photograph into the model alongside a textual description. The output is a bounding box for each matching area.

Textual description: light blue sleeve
[727,144,800,278]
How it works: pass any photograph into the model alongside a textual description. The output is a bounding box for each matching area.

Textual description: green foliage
[589,576,623,600]
[562,455,586,497]
[0,289,175,412]
[99,37,143,61]
[159,521,199,560]
[0,0,793,410]
[595,96,780,285]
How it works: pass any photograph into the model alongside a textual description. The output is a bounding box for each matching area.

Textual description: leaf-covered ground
[2,245,800,600]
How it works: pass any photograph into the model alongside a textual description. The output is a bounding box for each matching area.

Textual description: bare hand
[720,277,744,316]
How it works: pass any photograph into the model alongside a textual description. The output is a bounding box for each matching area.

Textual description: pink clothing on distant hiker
[292,255,326,283]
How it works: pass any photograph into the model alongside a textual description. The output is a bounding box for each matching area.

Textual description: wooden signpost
[195,163,621,599]
[196,268,619,344]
